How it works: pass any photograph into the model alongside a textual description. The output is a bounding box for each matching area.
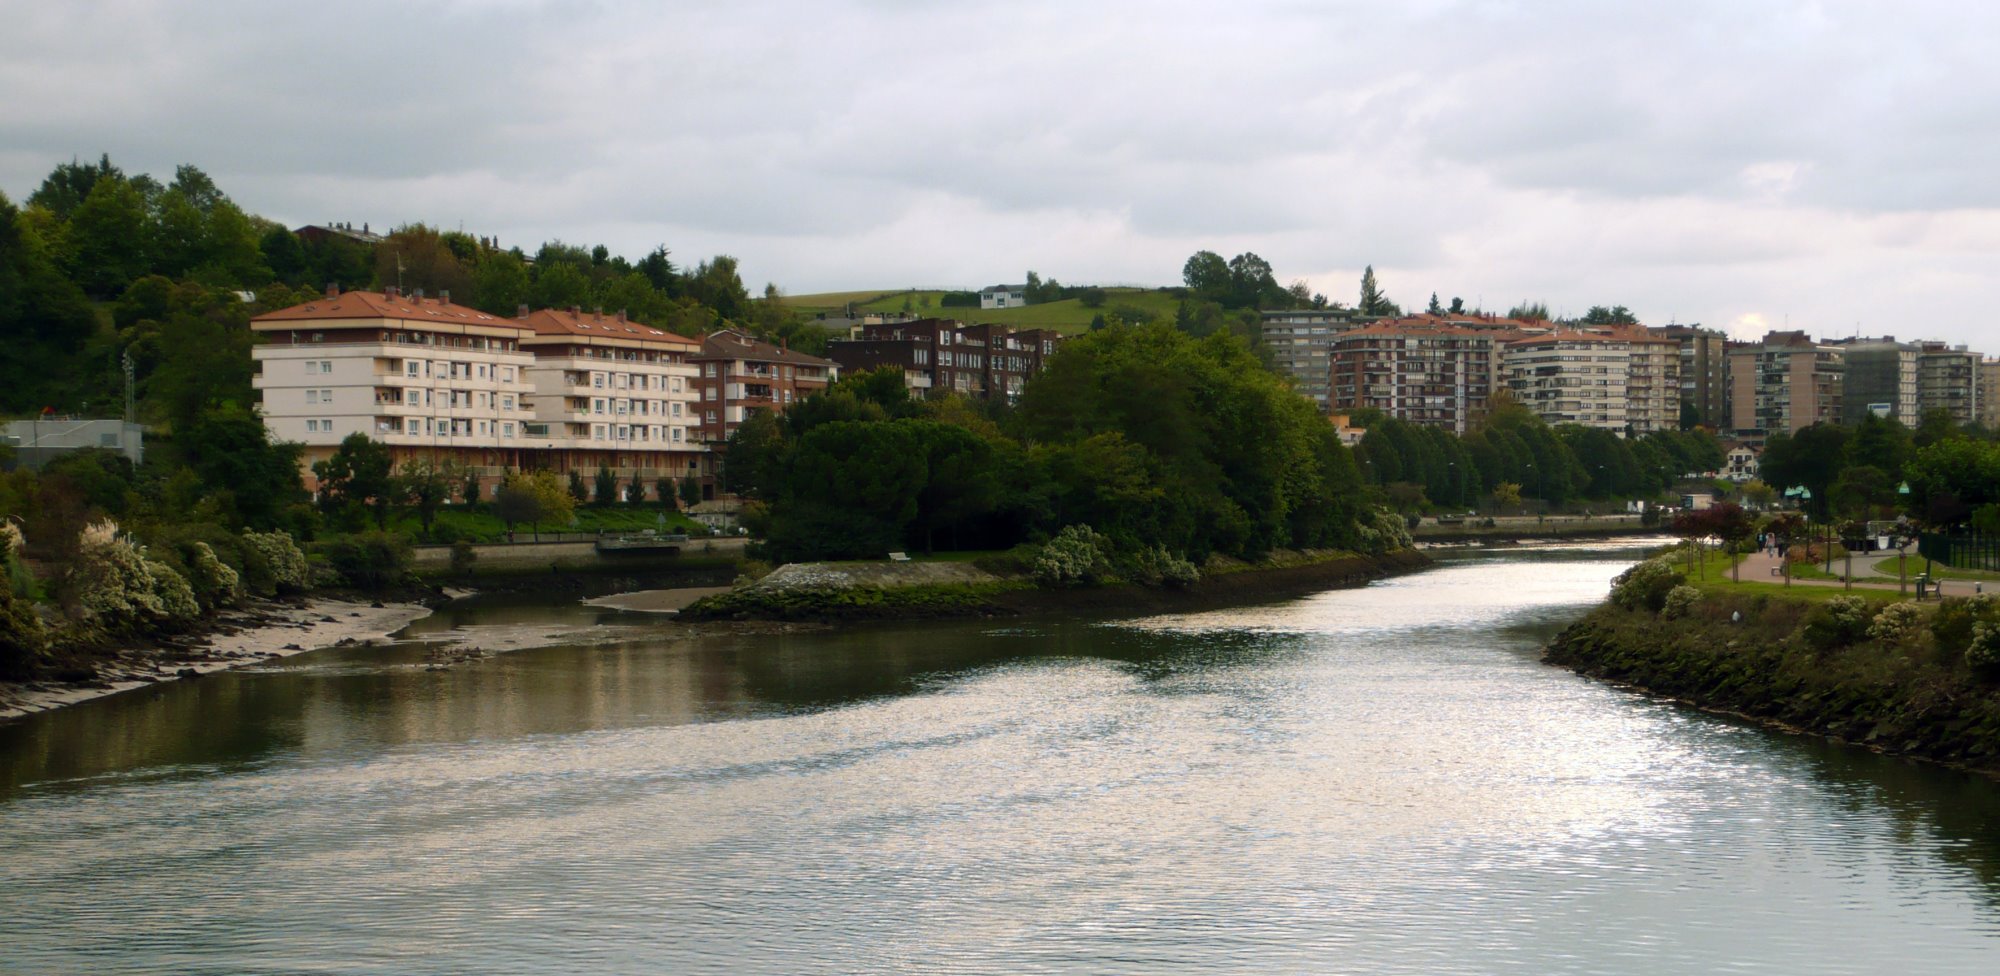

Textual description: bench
[888,552,911,562]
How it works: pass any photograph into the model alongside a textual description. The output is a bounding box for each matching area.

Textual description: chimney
[593,306,603,321]
[386,285,399,300]
[413,288,424,300]
[617,309,626,323]
[570,305,582,318]
[325,282,339,299]
[439,290,450,305]
[516,304,529,319]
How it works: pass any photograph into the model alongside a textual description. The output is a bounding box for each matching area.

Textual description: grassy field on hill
[780,287,1183,334]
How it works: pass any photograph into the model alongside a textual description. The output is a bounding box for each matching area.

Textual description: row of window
[402,360,519,383]
[586,372,687,392]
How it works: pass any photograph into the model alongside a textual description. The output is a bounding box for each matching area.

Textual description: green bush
[1801,595,1872,648]
[449,540,477,575]
[1124,545,1200,589]
[183,541,242,611]
[314,532,413,591]
[242,529,310,595]
[1610,558,1680,614]
[1931,594,2000,658]
[1662,584,1702,620]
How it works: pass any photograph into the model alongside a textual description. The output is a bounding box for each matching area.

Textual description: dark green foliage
[312,531,412,591]
[593,466,618,506]
[312,433,396,529]
[177,406,305,529]
[568,469,589,504]
[678,581,1022,622]
[678,474,702,509]
[1759,424,1849,519]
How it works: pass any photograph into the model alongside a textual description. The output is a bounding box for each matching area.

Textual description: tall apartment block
[1650,324,1729,429]
[516,306,704,482]
[1728,331,1844,436]
[825,319,1061,402]
[1916,341,1981,426]
[1981,359,2000,430]
[1328,323,1513,435]
[1829,337,1919,423]
[690,329,838,446]
[1504,328,1677,434]
[1261,308,1363,410]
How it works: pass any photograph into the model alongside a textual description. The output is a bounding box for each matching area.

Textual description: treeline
[1,154,829,418]
[1760,411,2000,531]
[722,322,1405,564]
[1348,397,1727,510]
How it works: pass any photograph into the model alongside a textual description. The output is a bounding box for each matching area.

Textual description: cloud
[4,0,2000,350]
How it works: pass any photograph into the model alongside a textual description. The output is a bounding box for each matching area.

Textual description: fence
[1918,531,2000,572]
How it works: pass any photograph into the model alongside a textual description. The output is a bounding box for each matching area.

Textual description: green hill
[781,287,1183,335]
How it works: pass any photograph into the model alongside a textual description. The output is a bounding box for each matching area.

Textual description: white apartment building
[518,307,704,485]
[251,287,537,489]
[1504,331,1633,432]
[1261,308,1362,410]
[252,289,712,497]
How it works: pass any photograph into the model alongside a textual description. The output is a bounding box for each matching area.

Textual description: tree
[1426,292,1443,315]
[493,475,542,541]
[567,469,589,504]
[1741,479,1778,510]
[65,176,151,297]
[1358,266,1397,316]
[313,433,397,528]
[1759,424,1848,519]
[517,470,575,540]
[1581,305,1639,325]
[1181,251,1231,304]
[593,466,618,506]
[1226,252,1283,309]
[679,474,703,509]
[396,457,457,540]
[722,408,786,498]
[29,154,124,219]
[1507,301,1550,322]
[177,405,304,529]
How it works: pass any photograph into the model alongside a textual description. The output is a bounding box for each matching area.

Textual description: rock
[175,668,202,679]
[318,616,337,623]
[282,643,303,651]
[349,612,362,618]
[371,601,386,609]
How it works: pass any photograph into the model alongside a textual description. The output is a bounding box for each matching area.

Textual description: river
[3,541,1999,974]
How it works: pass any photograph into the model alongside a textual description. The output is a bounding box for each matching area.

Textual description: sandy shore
[0,598,432,721]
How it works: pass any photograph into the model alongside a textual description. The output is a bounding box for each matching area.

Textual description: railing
[1919,531,2000,572]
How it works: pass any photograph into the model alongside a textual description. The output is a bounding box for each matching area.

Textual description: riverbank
[1413,513,1654,543]
[0,598,432,721]
[1544,588,2000,776]
[677,548,1432,622]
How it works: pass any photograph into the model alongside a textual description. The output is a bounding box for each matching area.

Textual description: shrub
[1802,595,1872,648]
[242,530,310,594]
[0,523,46,678]
[1610,558,1680,614]
[1969,622,2000,672]
[1931,594,2000,657]
[1867,601,1924,644]
[1662,584,1702,620]
[145,558,202,626]
[449,539,477,575]
[183,541,242,612]
[314,532,413,591]
[1034,524,1111,587]
[69,520,165,631]
[1356,509,1414,554]
[1125,545,1201,589]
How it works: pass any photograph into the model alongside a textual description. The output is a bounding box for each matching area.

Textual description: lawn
[1870,553,2000,582]
[782,287,1186,335]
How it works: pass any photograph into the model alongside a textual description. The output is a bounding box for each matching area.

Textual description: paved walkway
[1727,548,1989,598]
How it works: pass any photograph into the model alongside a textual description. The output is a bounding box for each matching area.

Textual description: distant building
[0,418,145,470]
[826,319,1060,402]
[1329,321,1518,435]
[978,285,1029,310]
[1651,324,1730,428]
[1728,331,1844,436]
[1981,359,2000,430]
[1504,326,1678,434]
[293,222,384,247]
[1830,337,1919,424]
[690,329,838,446]
[516,306,706,491]
[1722,442,1761,483]
[1916,341,1981,426]
[1263,308,1364,410]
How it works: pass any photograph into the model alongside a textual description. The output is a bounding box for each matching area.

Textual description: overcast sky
[4,0,1997,349]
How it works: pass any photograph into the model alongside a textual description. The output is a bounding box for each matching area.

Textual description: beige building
[1981,359,2000,429]
[251,287,537,489]
[1728,331,1844,436]
[1328,322,1518,435]
[1504,328,1677,433]
[252,288,715,497]
[1261,309,1364,410]
[518,307,705,492]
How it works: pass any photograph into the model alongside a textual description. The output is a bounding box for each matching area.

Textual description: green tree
[28,154,124,219]
[722,408,786,498]
[395,457,457,540]
[567,468,588,504]
[1580,305,1639,325]
[313,433,397,528]
[1358,265,1397,316]
[1759,424,1848,519]
[678,474,703,509]
[1181,250,1231,304]
[64,176,151,297]
[593,466,618,505]
[471,250,532,316]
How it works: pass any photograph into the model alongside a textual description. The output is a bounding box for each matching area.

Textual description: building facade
[690,329,838,446]
[1727,331,1845,436]
[1831,337,1919,424]
[251,287,538,490]
[979,285,1028,309]
[1981,359,2000,430]
[1503,330,1638,432]
[1262,308,1365,410]
[1328,322,1514,434]
[1651,324,1730,429]
[1916,342,1981,426]
[825,319,1060,402]
[517,306,704,493]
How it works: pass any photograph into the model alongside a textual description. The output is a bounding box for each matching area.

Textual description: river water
[3,541,1999,974]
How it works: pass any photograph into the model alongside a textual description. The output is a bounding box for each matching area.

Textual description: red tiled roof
[519,307,699,347]
[694,329,837,368]
[252,289,525,329]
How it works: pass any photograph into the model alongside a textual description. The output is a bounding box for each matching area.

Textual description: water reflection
[4,540,2000,975]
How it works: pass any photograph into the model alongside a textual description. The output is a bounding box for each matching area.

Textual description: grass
[1871,554,2000,582]
[782,287,1186,335]
[390,504,708,544]
[1670,551,1907,603]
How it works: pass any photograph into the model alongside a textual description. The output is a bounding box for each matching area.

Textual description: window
[672,377,683,392]
[502,394,515,410]
[593,372,605,388]
[406,390,419,406]
[704,387,716,401]
[305,361,319,375]
[672,427,683,443]
[501,366,514,382]
[593,398,606,414]
[594,424,607,440]
[670,402,682,417]
[304,419,317,432]
[305,390,318,405]
[705,410,716,423]
[406,361,419,377]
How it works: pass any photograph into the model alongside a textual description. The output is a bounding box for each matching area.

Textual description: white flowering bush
[145,558,201,625]
[1968,621,2000,671]
[1611,558,1682,613]
[1034,525,1111,587]
[1662,584,1703,620]
[242,530,309,594]
[1803,595,1872,647]
[71,521,166,629]
[1356,509,1415,554]
[1126,545,1201,589]
[0,522,22,561]
[1867,601,1924,644]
